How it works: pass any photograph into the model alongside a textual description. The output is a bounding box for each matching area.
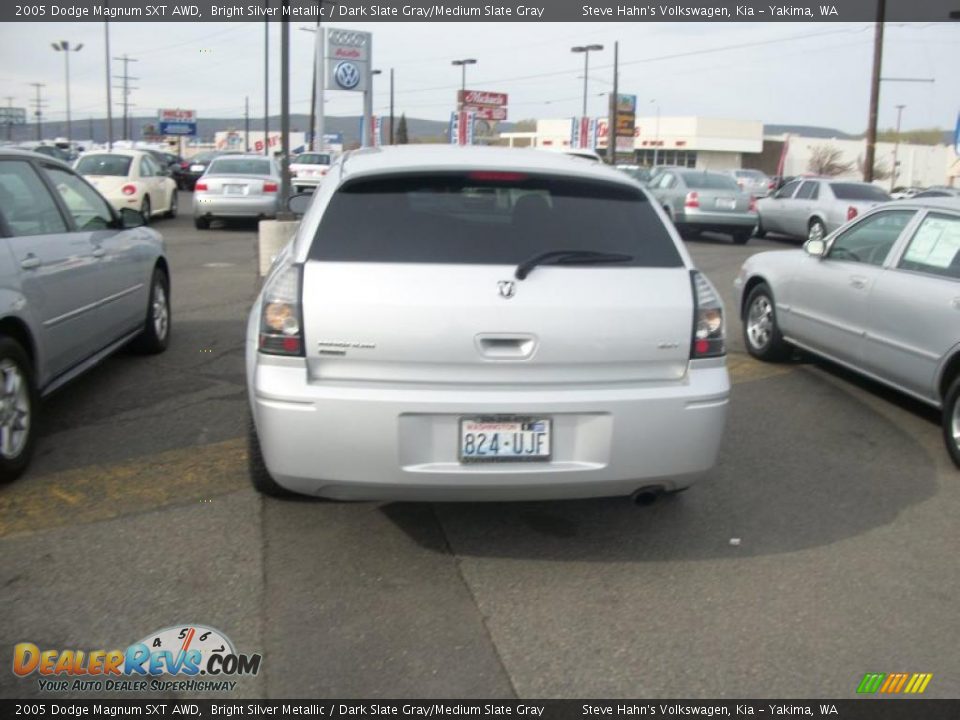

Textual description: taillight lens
[846,206,858,221]
[121,184,136,195]
[263,182,278,193]
[195,181,207,191]
[684,191,700,208]
[691,271,725,359]
[259,262,304,356]
[748,195,758,213]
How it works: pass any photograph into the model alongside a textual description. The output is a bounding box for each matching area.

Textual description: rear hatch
[829,182,891,216]
[200,157,276,195]
[300,171,694,385]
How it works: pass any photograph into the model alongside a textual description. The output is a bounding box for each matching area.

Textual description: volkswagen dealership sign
[326,28,371,92]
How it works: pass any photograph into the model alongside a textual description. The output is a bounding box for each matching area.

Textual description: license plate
[224,184,245,195]
[459,416,551,463]
[715,198,736,210]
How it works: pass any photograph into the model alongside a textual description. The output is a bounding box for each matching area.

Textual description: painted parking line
[0,438,247,539]
[0,356,792,539]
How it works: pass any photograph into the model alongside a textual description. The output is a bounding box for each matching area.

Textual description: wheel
[140,196,151,225]
[807,218,826,244]
[755,218,767,238]
[943,375,960,469]
[743,282,791,361]
[248,414,292,497]
[165,189,178,219]
[194,216,209,230]
[0,337,37,483]
[733,230,751,245]
[130,267,170,354]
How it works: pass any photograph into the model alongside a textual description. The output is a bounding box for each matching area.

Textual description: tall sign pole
[864,0,886,182]
[280,11,291,211]
[608,41,618,165]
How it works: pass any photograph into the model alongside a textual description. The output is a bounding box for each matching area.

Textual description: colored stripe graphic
[904,674,933,694]
[857,673,885,693]
[857,672,932,694]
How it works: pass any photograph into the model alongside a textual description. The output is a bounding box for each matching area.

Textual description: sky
[1,21,958,135]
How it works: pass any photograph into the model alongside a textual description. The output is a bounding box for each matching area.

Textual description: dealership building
[500,117,958,188]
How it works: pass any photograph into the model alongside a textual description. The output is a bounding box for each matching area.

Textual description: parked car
[913,187,960,199]
[18,143,71,163]
[647,168,757,244]
[891,186,924,200]
[74,150,178,223]
[193,155,281,229]
[617,165,653,185]
[735,198,960,467]
[725,169,774,198]
[246,146,730,501]
[756,178,891,243]
[181,150,226,190]
[289,152,333,194]
[0,149,170,481]
[143,149,188,190]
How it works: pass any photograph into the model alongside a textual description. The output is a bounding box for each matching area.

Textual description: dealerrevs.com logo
[13,624,261,693]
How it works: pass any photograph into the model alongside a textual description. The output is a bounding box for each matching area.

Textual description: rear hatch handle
[475,334,538,360]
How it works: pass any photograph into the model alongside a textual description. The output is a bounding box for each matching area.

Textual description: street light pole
[571,44,603,118]
[652,100,661,167]
[52,40,83,148]
[451,58,477,109]
[104,23,113,150]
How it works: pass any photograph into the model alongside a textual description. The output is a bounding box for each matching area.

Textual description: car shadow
[380,366,940,563]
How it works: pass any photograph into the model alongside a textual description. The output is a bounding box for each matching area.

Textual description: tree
[396,113,409,145]
[512,118,537,132]
[856,155,893,181]
[807,145,854,176]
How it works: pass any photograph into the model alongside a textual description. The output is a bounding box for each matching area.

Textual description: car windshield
[830,183,891,201]
[295,153,331,165]
[681,173,740,191]
[207,158,273,176]
[308,172,682,267]
[75,154,132,177]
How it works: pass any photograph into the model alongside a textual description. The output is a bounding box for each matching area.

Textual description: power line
[112,54,138,140]
[28,83,46,141]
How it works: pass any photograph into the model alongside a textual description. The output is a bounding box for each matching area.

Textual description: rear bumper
[676,209,757,231]
[193,194,278,218]
[250,358,730,501]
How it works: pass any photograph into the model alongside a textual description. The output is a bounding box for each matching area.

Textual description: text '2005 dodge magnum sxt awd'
[246,146,730,502]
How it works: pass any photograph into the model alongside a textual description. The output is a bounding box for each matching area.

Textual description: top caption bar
[4,0,959,22]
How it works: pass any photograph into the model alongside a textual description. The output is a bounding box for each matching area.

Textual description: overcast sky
[1,21,957,134]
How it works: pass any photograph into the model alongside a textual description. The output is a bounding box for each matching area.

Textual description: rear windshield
[296,153,331,165]
[208,158,272,176]
[680,173,740,191]
[76,154,131,177]
[308,172,682,267]
[830,183,890,201]
[735,170,766,180]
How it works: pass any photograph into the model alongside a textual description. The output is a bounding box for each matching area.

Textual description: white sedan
[74,150,178,223]
[289,152,332,193]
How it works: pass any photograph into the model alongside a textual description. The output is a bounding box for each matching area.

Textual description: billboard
[158,109,197,136]
[458,90,508,108]
[326,28,372,92]
[463,106,507,121]
[0,107,27,125]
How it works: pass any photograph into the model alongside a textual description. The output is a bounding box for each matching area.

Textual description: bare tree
[856,154,893,181]
[807,145,854,176]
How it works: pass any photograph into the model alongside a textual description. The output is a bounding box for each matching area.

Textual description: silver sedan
[647,168,758,244]
[735,198,960,467]
[192,155,281,229]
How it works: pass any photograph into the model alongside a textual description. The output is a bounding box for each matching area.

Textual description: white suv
[245,146,729,502]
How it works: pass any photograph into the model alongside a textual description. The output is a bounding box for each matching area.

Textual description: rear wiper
[515,250,634,280]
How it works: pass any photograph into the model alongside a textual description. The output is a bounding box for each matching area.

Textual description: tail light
[846,206,858,221]
[195,181,207,191]
[179,161,189,169]
[768,180,776,190]
[684,191,700,209]
[263,182,278,193]
[749,195,758,213]
[259,261,304,356]
[121,184,136,196]
[691,271,725,359]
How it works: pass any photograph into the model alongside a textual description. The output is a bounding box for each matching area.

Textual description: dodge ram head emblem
[498,281,516,299]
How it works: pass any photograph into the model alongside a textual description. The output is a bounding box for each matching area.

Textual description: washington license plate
[459,417,552,463]
[224,184,245,195]
[715,198,736,210]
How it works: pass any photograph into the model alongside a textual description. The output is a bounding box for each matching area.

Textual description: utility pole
[104,22,113,149]
[3,97,14,142]
[864,0,886,183]
[29,83,46,141]
[263,15,269,156]
[279,11,291,214]
[112,54,138,140]
[612,41,620,165]
[890,104,905,191]
[389,68,395,145]
[245,96,250,151]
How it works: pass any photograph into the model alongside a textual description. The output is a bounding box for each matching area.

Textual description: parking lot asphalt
[1,191,957,699]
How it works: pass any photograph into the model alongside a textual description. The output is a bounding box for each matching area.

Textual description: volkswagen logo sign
[334,61,361,90]
[498,281,516,299]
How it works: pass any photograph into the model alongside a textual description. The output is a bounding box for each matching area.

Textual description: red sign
[333,48,361,59]
[159,108,195,121]
[463,106,507,121]
[458,90,508,108]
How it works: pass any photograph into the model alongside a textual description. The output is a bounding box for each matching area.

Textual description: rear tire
[165,189,178,219]
[130,267,171,354]
[0,337,37,484]
[140,196,151,225]
[943,376,960,469]
[755,218,767,238]
[743,282,791,362]
[248,414,293,497]
[194,216,209,230]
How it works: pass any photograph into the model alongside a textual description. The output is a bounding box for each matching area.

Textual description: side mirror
[288,193,312,216]
[119,207,145,229]
[804,239,826,257]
